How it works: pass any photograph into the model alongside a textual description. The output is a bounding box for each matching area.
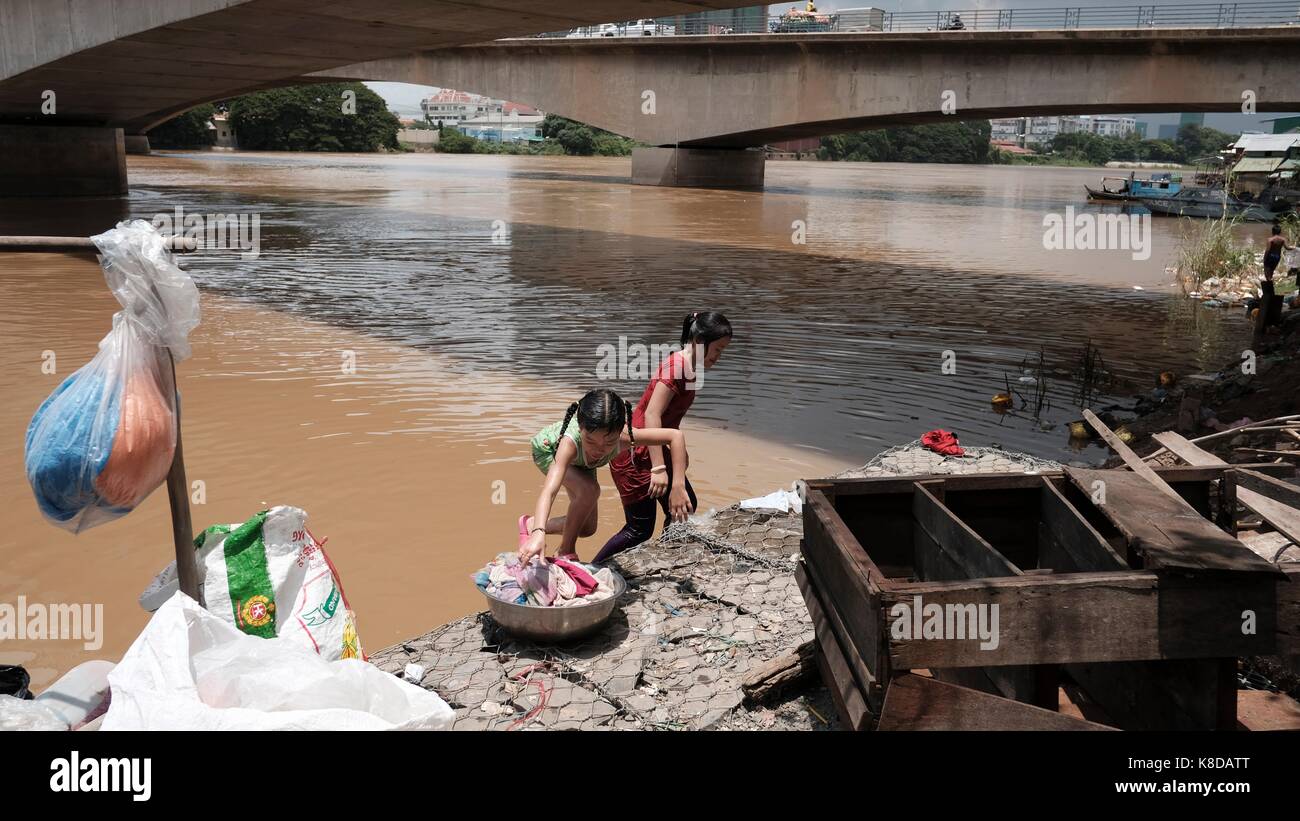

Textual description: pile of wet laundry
[473,553,618,607]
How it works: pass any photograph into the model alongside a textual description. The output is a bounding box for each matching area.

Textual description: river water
[0,153,1255,684]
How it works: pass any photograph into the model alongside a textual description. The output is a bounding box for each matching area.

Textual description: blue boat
[1085,172,1182,202]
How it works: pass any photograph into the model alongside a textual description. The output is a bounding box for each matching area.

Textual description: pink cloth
[553,558,599,597]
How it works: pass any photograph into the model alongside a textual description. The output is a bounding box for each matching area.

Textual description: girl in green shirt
[520,388,692,563]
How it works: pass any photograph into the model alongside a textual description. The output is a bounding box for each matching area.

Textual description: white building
[990,117,1025,142]
[459,110,546,143]
[1083,116,1137,138]
[420,90,503,126]
[210,112,237,149]
[1023,116,1087,146]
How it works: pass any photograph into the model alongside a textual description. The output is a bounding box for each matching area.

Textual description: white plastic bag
[0,695,70,731]
[141,506,363,661]
[102,592,453,731]
[24,220,200,532]
[739,487,804,515]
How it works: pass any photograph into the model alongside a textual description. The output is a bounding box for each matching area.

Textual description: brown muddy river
[0,153,1256,684]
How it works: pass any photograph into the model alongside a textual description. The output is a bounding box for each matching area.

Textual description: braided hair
[552,389,633,455]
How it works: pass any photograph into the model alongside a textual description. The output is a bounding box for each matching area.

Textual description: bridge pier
[632,146,765,188]
[0,125,128,197]
[125,135,152,155]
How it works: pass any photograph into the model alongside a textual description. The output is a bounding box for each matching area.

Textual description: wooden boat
[1085,172,1181,202]
[797,460,1299,730]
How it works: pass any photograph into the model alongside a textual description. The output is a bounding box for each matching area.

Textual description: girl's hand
[519,530,546,564]
[668,485,692,522]
[649,470,669,498]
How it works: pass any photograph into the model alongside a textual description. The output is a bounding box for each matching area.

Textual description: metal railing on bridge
[524,2,1300,38]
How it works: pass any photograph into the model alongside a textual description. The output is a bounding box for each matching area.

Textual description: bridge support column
[125,135,151,155]
[632,146,765,188]
[0,125,128,197]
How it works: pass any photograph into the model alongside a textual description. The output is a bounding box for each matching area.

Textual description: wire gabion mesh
[369,442,1300,729]
[836,439,1062,478]
[368,504,838,731]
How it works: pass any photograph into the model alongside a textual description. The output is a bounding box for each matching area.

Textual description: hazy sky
[367,1,1299,133]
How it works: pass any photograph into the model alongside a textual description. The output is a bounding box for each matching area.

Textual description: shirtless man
[1263,224,1292,282]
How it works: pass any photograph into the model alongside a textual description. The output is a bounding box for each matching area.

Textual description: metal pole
[0,235,198,253]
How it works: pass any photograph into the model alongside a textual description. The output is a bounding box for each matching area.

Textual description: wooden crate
[798,464,1300,730]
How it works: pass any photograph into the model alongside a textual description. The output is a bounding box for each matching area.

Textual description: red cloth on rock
[921,429,965,457]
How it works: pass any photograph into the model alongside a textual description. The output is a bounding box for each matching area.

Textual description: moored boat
[1137,187,1289,221]
[1085,172,1182,202]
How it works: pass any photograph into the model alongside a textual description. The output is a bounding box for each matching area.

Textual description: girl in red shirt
[594,312,733,563]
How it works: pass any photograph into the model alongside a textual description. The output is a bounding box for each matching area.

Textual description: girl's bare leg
[528,472,601,540]
[556,470,599,555]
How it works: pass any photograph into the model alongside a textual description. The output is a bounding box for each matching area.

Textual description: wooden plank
[1083,409,1184,504]
[881,567,1300,668]
[877,674,1116,731]
[1152,430,1224,467]
[806,463,1296,498]
[1238,469,1300,510]
[740,640,814,705]
[794,561,878,705]
[797,563,872,731]
[1039,478,1128,572]
[912,483,1022,578]
[1218,468,1237,535]
[800,491,885,707]
[1065,467,1282,577]
[1236,689,1300,731]
[1233,448,1300,461]
[1150,433,1300,553]
[909,484,1058,705]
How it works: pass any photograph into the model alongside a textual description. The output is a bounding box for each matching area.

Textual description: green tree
[435,127,479,153]
[540,115,634,156]
[819,121,990,164]
[146,104,217,149]
[1176,123,1234,164]
[228,83,399,152]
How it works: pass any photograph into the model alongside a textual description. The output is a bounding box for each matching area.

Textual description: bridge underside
[7,26,1300,192]
[322,29,1300,150]
[0,0,754,195]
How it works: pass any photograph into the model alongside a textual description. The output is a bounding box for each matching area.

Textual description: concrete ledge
[632,146,765,188]
[0,126,127,197]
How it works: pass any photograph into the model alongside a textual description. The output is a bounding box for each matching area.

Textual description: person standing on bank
[594,312,734,563]
[1263,224,1292,283]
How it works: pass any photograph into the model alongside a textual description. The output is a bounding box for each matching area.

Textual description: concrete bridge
[4,1,1300,192]
[318,27,1300,186]
[0,0,754,195]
